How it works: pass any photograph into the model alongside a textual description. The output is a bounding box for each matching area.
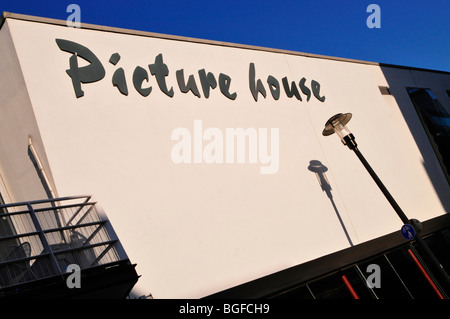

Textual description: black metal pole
[352,147,410,224]
[342,134,450,297]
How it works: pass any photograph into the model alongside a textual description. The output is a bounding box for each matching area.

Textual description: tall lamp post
[322,112,450,298]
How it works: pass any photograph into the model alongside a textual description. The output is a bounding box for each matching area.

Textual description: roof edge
[0,11,380,66]
[1,11,449,75]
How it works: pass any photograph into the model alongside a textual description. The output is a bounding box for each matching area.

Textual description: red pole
[341,275,359,299]
[408,248,444,299]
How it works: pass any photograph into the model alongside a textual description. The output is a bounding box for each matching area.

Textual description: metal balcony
[0,195,139,298]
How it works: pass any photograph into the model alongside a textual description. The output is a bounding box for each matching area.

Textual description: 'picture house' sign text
[56,39,326,103]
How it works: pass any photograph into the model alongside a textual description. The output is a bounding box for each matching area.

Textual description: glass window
[409,231,450,295]
[385,245,443,299]
[258,225,450,299]
[306,267,373,299]
[357,255,413,299]
[407,88,450,183]
[419,230,450,276]
[307,272,353,299]
[269,284,315,299]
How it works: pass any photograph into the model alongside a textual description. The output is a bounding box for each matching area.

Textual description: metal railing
[0,195,122,289]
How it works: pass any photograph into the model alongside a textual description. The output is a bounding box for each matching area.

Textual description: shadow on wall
[308,160,353,247]
[380,65,450,213]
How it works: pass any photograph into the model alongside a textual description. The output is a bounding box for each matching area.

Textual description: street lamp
[323,113,355,148]
[323,112,450,298]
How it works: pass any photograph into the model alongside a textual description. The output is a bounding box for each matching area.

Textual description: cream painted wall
[0,21,53,204]
[2,18,449,298]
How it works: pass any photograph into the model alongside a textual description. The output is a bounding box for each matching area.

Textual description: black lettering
[110,53,128,96]
[109,53,120,65]
[282,77,302,101]
[198,69,217,98]
[219,73,237,100]
[55,38,105,98]
[176,69,201,98]
[299,77,311,101]
[149,53,174,97]
[133,66,152,97]
[56,39,326,103]
[112,68,128,95]
[267,75,280,100]
[249,63,266,102]
[311,80,325,102]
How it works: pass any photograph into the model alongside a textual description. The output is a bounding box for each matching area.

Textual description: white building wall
[1,16,449,298]
[0,21,53,205]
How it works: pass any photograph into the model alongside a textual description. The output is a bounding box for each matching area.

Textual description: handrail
[69,205,96,227]
[64,196,93,226]
[26,203,63,275]
[0,252,51,268]
[0,201,97,216]
[51,240,118,256]
[0,195,93,209]
[42,220,106,234]
[0,195,123,289]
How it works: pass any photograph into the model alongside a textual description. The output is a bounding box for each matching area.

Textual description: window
[212,216,450,299]
[407,88,450,183]
[383,245,444,299]
[357,255,413,299]
[271,284,314,299]
[269,244,449,299]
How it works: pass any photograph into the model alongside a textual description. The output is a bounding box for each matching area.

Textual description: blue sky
[1,0,449,72]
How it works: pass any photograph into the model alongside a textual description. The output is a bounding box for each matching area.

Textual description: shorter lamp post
[323,112,450,298]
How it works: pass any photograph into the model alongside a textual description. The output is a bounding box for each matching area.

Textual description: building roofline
[1,11,449,75]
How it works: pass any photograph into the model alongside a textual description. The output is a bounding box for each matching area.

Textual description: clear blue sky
[1,0,449,72]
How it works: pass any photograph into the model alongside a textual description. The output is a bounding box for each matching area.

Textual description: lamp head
[322,113,357,149]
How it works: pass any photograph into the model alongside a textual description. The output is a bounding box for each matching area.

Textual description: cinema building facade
[0,12,450,299]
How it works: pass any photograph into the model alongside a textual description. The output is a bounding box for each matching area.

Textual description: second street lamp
[322,112,450,298]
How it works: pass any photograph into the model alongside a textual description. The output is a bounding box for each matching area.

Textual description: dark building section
[380,65,450,214]
[205,214,450,299]
[0,260,138,299]
[407,88,450,184]
[0,196,139,299]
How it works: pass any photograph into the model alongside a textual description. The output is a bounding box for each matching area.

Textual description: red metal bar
[408,248,444,299]
[341,275,359,299]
